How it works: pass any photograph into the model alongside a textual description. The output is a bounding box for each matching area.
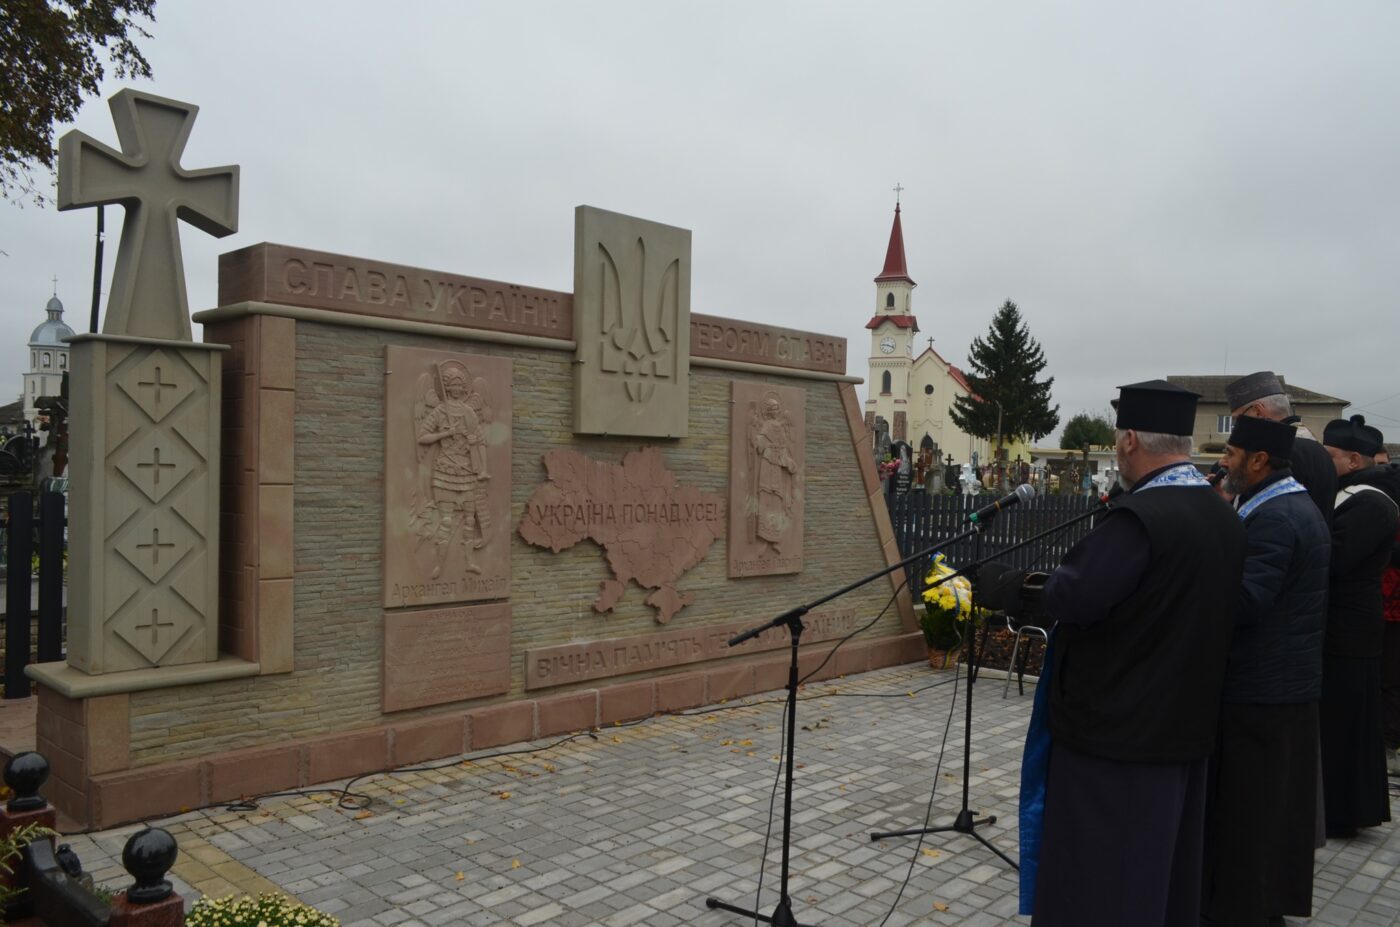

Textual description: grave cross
[135,608,175,648]
[57,89,239,342]
[136,447,178,486]
[136,526,176,566]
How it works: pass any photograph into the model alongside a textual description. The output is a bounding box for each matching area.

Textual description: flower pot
[927,646,962,670]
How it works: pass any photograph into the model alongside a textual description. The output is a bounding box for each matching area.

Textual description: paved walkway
[63,665,1400,926]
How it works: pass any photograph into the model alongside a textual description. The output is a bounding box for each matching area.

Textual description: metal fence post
[4,492,34,699]
[36,491,64,665]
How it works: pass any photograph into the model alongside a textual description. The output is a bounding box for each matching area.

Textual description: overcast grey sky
[4,1,1399,440]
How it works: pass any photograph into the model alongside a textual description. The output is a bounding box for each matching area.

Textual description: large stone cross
[57,89,239,342]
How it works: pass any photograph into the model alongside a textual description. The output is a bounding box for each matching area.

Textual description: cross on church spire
[892,182,904,205]
[57,89,239,342]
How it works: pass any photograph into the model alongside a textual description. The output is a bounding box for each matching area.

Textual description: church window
[41,352,51,368]
[881,371,892,394]
[924,384,934,395]
[885,292,895,309]
[58,354,66,370]
[31,352,36,368]
[1216,414,1233,434]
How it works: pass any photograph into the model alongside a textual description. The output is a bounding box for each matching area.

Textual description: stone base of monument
[24,632,926,829]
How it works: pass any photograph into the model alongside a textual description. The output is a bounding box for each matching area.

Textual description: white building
[863,204,991,464]
[23,289,75,424]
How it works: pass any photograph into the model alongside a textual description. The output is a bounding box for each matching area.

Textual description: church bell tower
[865,195,918,441]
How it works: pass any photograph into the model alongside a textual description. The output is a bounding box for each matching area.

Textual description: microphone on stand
[966,482,1036,524]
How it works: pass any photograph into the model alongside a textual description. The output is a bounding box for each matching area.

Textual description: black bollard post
[121,827,178,904]
[3,751,51,813]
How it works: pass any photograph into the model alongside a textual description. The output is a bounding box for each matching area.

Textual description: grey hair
[1116,429,1194,457]
[1255,393,1293,419]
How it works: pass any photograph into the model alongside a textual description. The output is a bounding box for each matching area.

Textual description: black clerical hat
[1224,371,1284,411]
[1228,415,1295,458]
[1113,380,1199,436]
[1323,415,1384,456]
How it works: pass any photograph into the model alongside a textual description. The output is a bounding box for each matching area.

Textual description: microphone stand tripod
[869,496,1111,869]
[705,520,988,926]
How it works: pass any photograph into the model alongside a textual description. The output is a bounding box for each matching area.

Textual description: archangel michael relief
[384,346,511,608]
[729,381,805,577]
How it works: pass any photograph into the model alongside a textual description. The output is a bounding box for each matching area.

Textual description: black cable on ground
[875,644,966,927]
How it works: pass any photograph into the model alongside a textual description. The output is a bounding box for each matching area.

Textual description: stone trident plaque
[573,206,691,438]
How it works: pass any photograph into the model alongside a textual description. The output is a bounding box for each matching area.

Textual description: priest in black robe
[1320,415,1399,837]
[1026,381,1245,927]
[1202,416,1328,927]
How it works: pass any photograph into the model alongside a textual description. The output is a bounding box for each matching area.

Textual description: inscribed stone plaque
[218,243,571,340]
[518,447,724,624]
[384,346,511,608]
[729,382,805,577]
[691,314,846,375]
[525,606,856,689]
[573,206,691,437]
[383,603,511,712]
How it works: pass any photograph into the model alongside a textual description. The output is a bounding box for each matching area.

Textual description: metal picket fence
[886,490,1102,598]
[2,490,66,698]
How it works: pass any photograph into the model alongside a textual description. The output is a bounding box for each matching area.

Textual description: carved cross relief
[57,89,239,342]
[135,608,175,648]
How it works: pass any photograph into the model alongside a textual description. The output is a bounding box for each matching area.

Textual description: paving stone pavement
[63,664,1400,925]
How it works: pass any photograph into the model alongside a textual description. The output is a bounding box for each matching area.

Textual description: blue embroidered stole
[1237,475,1306,520]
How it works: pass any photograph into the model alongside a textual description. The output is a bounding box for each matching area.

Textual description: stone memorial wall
[35,225,919,829]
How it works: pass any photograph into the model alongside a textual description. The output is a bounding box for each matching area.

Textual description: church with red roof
[863,200,994,467]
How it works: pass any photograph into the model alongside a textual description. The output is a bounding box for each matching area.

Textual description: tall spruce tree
[949,300,1059,452]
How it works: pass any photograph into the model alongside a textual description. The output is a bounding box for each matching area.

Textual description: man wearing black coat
[1202,416,1328,927]
[1226,371,1336,527]
[1321,415,1400,837]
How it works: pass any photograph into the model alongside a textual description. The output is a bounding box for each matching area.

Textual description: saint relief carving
[384,346,511,609]
[749,393,799,554]
[729,381,805,577]
[413,360,493,577]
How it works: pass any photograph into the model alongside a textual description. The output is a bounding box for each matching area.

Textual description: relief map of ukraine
[518,447,725,623]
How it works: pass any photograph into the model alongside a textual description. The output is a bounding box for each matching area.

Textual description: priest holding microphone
[1201,415,1328,927]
